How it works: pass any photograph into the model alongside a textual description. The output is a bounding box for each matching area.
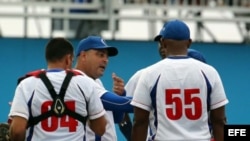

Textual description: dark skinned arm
[131,107,149,141]
[210,106,227,141]
[9,116,27,141]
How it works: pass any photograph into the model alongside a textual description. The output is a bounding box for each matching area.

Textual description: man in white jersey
[113,46,208,141]
[75,36,133,141]
[8,38,107,141]
[131,19,229,141]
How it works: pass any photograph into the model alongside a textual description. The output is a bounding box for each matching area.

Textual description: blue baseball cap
[76,36,118,57]
[187,49,207,63]
[154,19,190,41]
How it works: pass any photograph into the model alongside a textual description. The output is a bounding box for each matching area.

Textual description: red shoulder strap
[17,69,82,85]
[17,69,45,85]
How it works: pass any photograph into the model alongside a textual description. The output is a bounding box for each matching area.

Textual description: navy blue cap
[154,19,190,41]
[76,36,118,57]
[187,49,207,63]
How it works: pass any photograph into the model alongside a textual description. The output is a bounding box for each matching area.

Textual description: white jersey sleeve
[9,83,30,120]
[205,67,229,110]
[75,75,106,120]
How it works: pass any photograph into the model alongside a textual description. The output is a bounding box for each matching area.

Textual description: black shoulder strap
[28,71,88,127]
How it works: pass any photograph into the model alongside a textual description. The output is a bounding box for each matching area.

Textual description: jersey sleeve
[209,70,229,110]
[8,82,30,120]
[130,70,152,112]
[87,79,106,120]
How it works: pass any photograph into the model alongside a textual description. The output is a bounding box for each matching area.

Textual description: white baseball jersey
[9,69,106,141]
[131,57,229,141]
[84,78,117,141]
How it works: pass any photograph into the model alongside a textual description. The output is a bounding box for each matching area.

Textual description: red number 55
[165,88,202,120]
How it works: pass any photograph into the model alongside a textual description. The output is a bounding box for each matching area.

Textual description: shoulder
[95,79,104,87]
[128,69,145,83]
[134,69,145,76]
[70,70,97,86]
[198,62,219,74]
[68,69,84,76]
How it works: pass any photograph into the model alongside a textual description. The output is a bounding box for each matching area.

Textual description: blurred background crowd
[0,0,250,43]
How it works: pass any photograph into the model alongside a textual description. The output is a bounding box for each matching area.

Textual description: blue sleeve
[113,111,124,123]
[100,92,133,113]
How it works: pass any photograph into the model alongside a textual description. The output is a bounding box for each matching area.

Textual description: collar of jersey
[168,56,189,59]
[46,68,65,72]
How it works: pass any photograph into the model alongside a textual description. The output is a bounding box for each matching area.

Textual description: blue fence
[0,38,250,140]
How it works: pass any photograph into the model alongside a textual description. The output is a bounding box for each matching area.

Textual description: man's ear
[65,54,73,68]
[79,50,88,58]
[187,39,192,48]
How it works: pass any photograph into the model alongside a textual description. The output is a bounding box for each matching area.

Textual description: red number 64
[41,101,78,132]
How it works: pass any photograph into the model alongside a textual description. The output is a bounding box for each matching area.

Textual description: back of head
[154,19,190,42]
[187,49,207,63]
[45,37,74,62]
[154,19,192,56]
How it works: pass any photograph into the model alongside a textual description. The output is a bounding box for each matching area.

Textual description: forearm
[9,116,27,141]
[210,106,227,141]
[10,129,25,141]
[131,120,148,141]
[89,116,107,136]
[212,118,226,141]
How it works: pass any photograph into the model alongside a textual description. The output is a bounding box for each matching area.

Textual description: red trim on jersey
[66,69,83,76]
[26,69,83,78]
[26,69,46,78]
